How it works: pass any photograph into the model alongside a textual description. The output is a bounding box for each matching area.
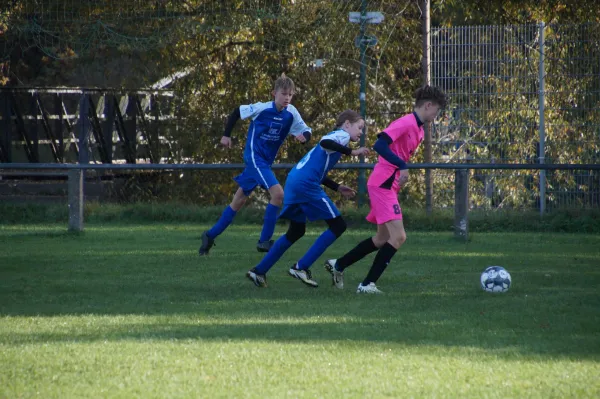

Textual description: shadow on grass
[1,226,599,361]
[2,306,599,361]
[1,275,599,361]
[0,230,77,239]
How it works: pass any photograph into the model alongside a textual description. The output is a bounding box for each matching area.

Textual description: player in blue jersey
[199,74,312,255]
[246,110,370,288]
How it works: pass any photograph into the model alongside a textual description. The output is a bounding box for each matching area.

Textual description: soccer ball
[480,266,511,293]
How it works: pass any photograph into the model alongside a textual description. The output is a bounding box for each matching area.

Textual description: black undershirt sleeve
[373,132,407,170]
[321,176,340,191]
[223,107,241,137]
[320,139,352,155]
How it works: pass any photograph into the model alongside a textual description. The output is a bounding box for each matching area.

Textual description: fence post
[538,21,546,215]
[454,169,469,240]
[68,168,84,232]
[421,0,433,215]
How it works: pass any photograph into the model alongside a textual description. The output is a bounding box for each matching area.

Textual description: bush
[1,202,599,233]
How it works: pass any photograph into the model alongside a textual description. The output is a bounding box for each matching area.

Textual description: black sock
[336,237,379,271]
[362,243,397,286]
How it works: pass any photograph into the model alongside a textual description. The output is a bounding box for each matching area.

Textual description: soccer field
[1,223,599,398]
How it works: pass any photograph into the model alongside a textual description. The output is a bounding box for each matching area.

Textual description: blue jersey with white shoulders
[284,129,351,204]
[240,102,311,168]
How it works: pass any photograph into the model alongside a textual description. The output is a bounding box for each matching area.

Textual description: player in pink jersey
[324,85,447,294]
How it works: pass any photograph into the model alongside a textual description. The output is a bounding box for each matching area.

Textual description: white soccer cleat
[356,282,383,294]
[246,268,268,288]
[288,265,318,287]
[324,259,344,289]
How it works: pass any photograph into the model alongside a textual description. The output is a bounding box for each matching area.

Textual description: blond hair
[274,73,295,93]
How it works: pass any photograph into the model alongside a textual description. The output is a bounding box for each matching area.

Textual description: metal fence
[1,162,598,236]
[431,23,600,211]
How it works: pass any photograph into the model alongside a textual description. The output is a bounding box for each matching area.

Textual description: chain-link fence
[431,23,600,210]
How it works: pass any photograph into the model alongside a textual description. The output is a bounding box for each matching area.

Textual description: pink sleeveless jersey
[367,113,424,192]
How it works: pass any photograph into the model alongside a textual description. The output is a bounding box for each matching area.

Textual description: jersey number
[296,147,315,169]
[393,204,401,215]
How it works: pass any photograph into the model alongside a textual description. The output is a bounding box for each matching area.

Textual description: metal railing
[2,162,599,239]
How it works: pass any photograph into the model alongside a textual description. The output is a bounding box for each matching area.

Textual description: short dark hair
[334,109,363,128]
[414,85,447,108]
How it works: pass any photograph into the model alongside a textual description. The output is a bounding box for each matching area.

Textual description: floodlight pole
[349,2,383,207]
[421,0,433,215]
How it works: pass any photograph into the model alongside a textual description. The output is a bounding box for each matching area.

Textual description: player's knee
[372,236,387,248]
[327,216,347,238]
[231,193,247,211]
[399,232,407,245]
[285,221,305,243]
[269,187,284,206]
[389,231,406,248]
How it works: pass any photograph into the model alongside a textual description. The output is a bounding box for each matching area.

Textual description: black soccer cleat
[198,231,215,256]
[256,239,274,253]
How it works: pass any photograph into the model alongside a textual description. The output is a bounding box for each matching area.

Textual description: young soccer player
[199,74,312,255]
[246,110,370,288]
[325,85,447,294]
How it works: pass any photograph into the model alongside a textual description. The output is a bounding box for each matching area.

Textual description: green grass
[1,223,600,398]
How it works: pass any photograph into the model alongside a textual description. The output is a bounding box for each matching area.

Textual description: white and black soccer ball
[480,266,511,293]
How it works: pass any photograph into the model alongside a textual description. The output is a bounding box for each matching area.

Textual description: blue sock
[297,229,337,270]
[206,206,237,239]
[259,203,280,243]
[254,235,293,274]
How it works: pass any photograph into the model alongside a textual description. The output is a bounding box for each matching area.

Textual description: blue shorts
[234,166,280,196]
[279,196,341,223]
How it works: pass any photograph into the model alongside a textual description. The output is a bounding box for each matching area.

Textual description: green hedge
[1,202,599,233]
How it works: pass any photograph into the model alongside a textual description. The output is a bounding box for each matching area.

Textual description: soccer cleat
[246,268,268,288]
[256,240,274,253]
[288,264,318,287]
[198,231,215,256]
[324,259,344,289]
[356,282,383,294]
